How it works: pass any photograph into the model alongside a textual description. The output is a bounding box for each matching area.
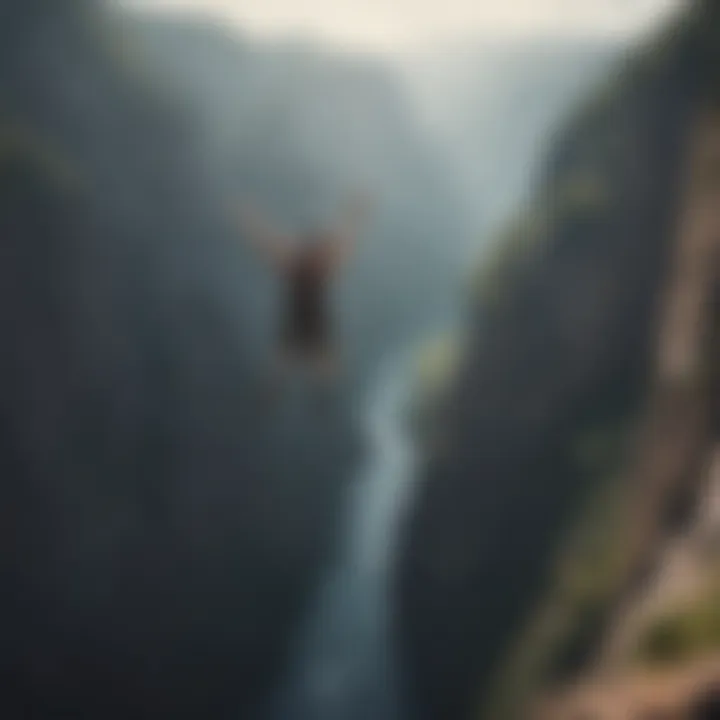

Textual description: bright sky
[119,0,683,52]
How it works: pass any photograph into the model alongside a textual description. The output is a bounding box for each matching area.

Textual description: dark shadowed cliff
[396,3,720,719]
[0,2,358,717]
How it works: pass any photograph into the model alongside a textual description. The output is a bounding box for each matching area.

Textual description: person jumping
[233,196,370,399]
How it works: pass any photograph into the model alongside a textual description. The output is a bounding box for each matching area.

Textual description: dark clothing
[281,248,332,354]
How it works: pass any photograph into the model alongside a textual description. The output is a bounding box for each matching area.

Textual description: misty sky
[119,0,682,51]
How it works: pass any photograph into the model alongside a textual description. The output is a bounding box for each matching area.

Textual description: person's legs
[260,341,342,411]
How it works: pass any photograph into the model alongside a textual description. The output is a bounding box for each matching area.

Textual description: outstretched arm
[231,201,293,269]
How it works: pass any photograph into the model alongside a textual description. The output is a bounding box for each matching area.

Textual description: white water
[269,350,418,720]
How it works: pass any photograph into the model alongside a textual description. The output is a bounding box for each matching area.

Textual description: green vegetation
[415,333,461,398]
[553,171,610,217]
[471,165,611,317]
[0,124,83,193]
[410,332,462,453]
[480,418,637,720]
[471,207,547,310]
[636,582,720,667]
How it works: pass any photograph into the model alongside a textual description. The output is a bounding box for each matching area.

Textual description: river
[267,349,419,720]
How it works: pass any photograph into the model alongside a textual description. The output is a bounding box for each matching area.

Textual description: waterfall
[267,348,419,720]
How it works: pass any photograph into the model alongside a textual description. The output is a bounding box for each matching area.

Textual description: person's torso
[285,248,331,329]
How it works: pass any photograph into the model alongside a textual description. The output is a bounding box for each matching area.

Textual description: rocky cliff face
[396,5,720,719]
[524,68,720,720]
[512,103,720,720]
[0,2,357,718]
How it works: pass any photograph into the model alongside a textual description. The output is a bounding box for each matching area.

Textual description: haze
[119,0,682,52]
